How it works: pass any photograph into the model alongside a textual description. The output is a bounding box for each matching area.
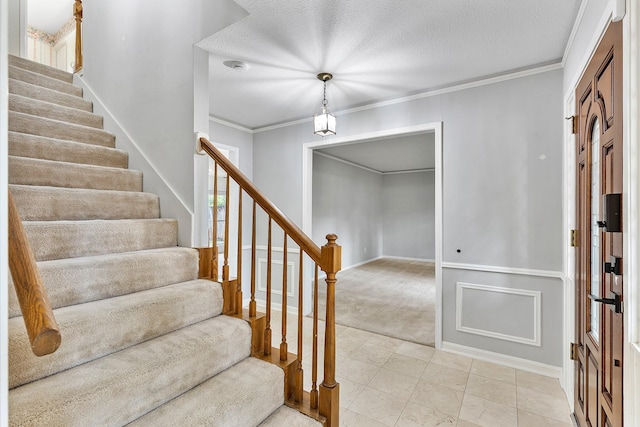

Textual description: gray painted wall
[253,69,565,366]
[81,0,247,244]
[382,171,435,260]
[312,153,383,267]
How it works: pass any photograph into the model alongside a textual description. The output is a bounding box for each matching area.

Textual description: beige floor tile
[469,359,516,384]
[336,376,367,409]
[517,409,573,426]
[455,420,482,427]
[367,367,419,400]
[395,341,436,362]
[458,394,518,427]
[464,374,517,407]
[383,353,429,378]
[409,379,464,417]
[517,386,572,424]
[349,387,407,427]
[336,357,380,385]
[421,363,469,391]
[364,333,404,352]
[395,401,457,427]
[340,409,389,427]
[429,350,473,372]
[351,342,395,367]
[515,370,564,396]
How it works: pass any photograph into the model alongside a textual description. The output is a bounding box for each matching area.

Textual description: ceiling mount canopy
[313,72,336,137]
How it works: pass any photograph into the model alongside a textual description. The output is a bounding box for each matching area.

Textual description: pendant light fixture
[313,72,336,136]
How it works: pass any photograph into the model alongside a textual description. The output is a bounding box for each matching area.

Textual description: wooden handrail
[8,192,61,356]
[200,138,322,264]
[73,0,83,73]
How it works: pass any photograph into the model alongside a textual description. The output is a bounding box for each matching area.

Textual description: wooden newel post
[73,0,83,73]
[319,234,341,427]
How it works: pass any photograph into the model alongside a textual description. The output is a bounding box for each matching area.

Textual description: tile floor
[269,311,573,427]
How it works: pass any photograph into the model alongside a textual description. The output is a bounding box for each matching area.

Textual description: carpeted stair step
[9,131,128,168]
[9,279,223,389]
[9,156,141,191]
[9,316,251,426]
[129,357,284,426]
[9,65,82,97]
[9,93,103,128]
[10,185,159,221]
[9,78,93,112]
[9,111,115,147]
[9,54,73,83]
[24,218,178,261]
[259,406,323,426]
[7,247,200,318]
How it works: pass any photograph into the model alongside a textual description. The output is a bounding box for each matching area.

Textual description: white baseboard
[383,255,436,263]
[441,341,563,379]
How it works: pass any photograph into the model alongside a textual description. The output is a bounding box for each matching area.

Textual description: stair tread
[9,78,93,112]
[129,357,284,427]
[10,279,224,389]
[10,184,160,221]
[9,110,115,148]
[8,131,128,168]
[9,65,82,97]
[8,247,200,318]
[9,155,142,191]
[259,406,323,426]
[9,93,103,128]
[9,54,73,83]
[23,218,178,261]
[9,316,252,426]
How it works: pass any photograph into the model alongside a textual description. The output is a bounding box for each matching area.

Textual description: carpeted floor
[317,258,435,346]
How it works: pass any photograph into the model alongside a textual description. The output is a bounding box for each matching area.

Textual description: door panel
[574,20,623,427]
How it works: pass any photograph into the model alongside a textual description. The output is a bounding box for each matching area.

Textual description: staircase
[7,55,322,426]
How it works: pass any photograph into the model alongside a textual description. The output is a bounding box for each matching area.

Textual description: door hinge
[570,343,579,361]
[570,229,578,247]
[565,115,578,134]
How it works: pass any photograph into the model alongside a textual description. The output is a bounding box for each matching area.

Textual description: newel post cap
[321,234,341,274]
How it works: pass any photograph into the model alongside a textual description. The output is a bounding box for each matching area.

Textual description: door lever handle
[588,293,622,313]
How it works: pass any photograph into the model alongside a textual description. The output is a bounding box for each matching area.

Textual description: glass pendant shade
[314,106,336,136]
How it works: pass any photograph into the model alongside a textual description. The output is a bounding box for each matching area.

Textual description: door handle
[588,293,622,313]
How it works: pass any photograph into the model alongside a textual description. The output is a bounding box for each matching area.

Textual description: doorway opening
[302,122,443,347]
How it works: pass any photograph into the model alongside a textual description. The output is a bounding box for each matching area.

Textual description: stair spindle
[294,249,304,403]
[249,201,257,317]
[222,172,230,282]
[310,264,319,409]
[212,162,219,281]
[236,186,243,314]
[280,233,288,361]
[264,218,272,355]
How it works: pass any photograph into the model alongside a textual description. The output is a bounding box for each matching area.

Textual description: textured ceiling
[315,133,436,173]
[28,0,74,34]
[199,0,581,130]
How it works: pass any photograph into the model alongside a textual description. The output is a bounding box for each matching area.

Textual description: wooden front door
[574,20,624,427]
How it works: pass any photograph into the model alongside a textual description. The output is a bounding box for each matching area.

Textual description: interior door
[574,20,623,427]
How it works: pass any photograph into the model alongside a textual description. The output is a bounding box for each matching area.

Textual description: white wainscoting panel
[456,282,541,347]
[257,258,295,298]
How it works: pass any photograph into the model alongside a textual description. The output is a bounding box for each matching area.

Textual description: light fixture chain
[323,80,328,106]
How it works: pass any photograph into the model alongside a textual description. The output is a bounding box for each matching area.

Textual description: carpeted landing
[7,55,320,426]
[317,258,436,346]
